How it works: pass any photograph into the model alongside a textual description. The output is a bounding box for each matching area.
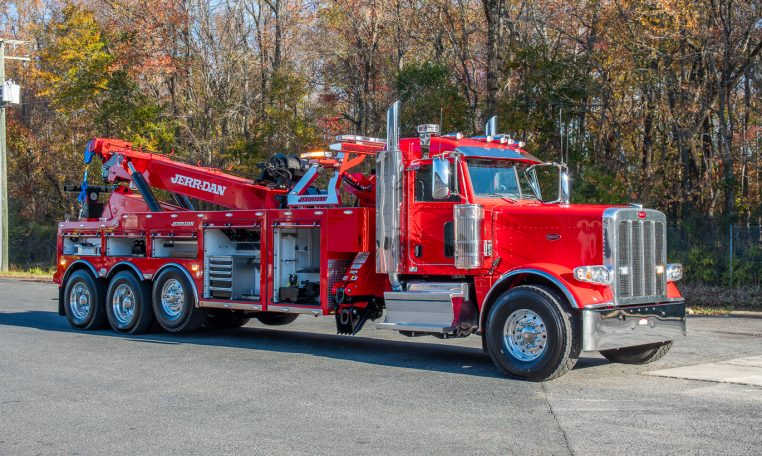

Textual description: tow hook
[335,302,382,336]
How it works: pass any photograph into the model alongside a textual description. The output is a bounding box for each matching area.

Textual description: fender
[62,259,99,283]
[153,263,200,305]
[479,265,597,331]
[107,261,147,280]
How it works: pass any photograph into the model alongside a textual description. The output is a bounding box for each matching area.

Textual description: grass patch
[687,306,734,316]
[1,266,55,280]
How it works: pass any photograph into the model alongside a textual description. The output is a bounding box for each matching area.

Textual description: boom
[86,137,285,210]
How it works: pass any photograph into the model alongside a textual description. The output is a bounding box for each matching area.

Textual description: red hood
[483,201,625,275]
[477,199,619,220]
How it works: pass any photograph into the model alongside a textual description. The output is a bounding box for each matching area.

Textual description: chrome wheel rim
[68,282,91,323]
[161,279,184,321]
[503,309,548,362]
[111,283,136,327]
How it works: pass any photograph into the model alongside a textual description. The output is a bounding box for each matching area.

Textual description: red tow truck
[55,102,686,380]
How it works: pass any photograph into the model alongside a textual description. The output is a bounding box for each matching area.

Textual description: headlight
[666,263,683,282]
[573,265,611,285]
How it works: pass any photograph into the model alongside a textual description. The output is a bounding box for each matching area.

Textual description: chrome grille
[605,209,667,305]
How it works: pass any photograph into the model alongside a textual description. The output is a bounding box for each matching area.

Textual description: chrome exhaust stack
[376,101,403,291]
[485,116,497,137]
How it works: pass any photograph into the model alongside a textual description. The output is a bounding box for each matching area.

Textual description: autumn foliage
[1,0,761,258]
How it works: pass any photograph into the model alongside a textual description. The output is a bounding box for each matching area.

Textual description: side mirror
[431,157,451,200]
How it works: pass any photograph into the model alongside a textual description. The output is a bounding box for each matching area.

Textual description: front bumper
[581,301,686,352]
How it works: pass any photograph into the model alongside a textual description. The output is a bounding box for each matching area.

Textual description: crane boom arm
[86,138,285,210]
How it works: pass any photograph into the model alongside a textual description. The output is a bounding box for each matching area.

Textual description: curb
[0,275,54,283]
[728,310,762,319]
[684,308,762,318]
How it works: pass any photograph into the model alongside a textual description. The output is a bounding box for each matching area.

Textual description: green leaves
[396,61,470,135]
[35,5,113,112]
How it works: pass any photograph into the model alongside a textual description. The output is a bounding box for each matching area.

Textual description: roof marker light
[300,151,332,160]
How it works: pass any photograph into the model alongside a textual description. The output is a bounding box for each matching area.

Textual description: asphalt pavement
[0,278,760,455]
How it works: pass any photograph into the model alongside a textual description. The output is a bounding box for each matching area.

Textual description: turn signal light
[573,265,611,285]
[666,263,683,282]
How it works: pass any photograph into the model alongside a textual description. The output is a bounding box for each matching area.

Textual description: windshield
[466,159,541,200]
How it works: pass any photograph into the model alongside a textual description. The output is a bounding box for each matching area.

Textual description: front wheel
[152,268,207,333]
[600,341,673,364]
[485,285,580,381]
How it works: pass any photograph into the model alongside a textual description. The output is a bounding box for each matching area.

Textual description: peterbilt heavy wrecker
[54,102,686,381]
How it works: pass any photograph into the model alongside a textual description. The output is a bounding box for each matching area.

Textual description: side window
[414,165,434,201]
[414,164,457,202]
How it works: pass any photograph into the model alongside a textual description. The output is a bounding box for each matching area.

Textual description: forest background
[1,0,761,305]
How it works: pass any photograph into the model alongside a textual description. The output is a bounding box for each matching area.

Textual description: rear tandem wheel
[63,269,107,330]
[152,268,207,333]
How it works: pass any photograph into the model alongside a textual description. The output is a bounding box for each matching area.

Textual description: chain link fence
[9,230,57,269]
[8,221,761,305]
[668,223,762,288]
[9,223,762,282]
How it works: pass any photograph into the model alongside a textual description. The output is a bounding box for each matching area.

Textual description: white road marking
[646,356,762,387]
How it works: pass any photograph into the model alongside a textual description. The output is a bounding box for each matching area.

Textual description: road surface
[0,278,760,455]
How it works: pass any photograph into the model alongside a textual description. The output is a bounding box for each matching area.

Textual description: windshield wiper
[493,193,520,200]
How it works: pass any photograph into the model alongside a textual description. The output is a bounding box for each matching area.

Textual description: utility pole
[0,38,30,272]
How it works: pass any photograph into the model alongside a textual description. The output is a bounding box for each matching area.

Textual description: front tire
[485,285,580,381]
[152,268,206,333]
[63,270,107,330]
[106,271,154,334]
[600,341,673,364]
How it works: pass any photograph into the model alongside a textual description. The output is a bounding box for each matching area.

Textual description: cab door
[406,160,462,273]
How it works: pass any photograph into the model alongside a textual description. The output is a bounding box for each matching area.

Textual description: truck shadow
[0,310,608,378]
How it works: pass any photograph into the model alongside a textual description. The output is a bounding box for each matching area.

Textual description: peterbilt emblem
[637,211,647,219]
[170,173,227,196]
[546,233,561,241]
